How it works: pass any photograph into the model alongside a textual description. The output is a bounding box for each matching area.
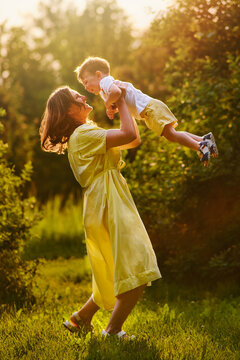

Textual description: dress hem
[91,270,162,311]
[114,269,162,297]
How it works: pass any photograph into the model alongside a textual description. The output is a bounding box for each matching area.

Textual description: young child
[75,57,218,166]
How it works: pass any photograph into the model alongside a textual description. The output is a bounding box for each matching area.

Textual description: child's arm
[105,84,122,108]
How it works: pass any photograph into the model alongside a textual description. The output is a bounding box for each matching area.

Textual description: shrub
[0,113,40,308]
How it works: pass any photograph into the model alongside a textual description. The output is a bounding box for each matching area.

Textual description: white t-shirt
[99,76,152,120]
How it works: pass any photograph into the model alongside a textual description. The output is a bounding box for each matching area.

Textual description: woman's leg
[105,284,147,335]
[73,296,100,326]
[162,124,202,151]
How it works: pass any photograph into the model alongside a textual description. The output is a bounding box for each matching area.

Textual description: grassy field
[23,195,86,260]
[1,257,240,360]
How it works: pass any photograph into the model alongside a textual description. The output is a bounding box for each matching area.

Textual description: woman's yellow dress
[68,122,161,311]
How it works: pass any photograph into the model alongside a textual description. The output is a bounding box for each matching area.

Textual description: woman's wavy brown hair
[40,86,84,154]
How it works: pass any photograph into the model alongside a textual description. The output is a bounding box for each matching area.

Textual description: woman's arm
[117,117,141,150]
[106,97,137,150]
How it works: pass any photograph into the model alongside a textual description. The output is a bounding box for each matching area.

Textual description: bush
[0,113,40,308]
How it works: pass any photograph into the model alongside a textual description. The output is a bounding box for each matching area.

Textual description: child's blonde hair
[75,57,110,82]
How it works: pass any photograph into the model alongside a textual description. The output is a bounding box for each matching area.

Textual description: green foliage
[0,258,239,359]
[23,194,86,260]
[0,86,35,172]
[0,115,40,307]
[123,0,240,282]
[34,0,133,82]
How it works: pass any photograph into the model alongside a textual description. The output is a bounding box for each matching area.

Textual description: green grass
[23,195,86,260]
[1,258,240,359]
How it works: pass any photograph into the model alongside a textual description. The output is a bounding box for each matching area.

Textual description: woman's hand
[106,104,118,120]
[115,88,126,105]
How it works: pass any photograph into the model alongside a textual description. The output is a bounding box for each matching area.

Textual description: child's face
[81,71,101,95]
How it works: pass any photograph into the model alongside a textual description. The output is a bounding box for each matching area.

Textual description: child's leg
[162,124,202,151]
[73,296,100,326]
[104,284,146,335]
[182,131,203,142]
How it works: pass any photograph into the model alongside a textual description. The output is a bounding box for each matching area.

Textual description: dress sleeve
[71,126,107,158]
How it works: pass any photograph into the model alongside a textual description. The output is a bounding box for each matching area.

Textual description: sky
[0,0,173,30]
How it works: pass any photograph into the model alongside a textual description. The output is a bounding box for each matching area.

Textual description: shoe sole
[63,320,80,333]
[198,141,210,166]
[63,320,93,334]
[209,132,219,157]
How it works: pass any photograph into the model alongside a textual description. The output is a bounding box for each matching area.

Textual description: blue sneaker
[203,132,218,158]
[198,140,210,166]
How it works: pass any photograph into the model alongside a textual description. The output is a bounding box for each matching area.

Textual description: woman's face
[69,90,93,122]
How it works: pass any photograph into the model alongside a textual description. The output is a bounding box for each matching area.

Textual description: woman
[40,86,161,339]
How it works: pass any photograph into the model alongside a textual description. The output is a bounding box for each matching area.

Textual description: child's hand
[106,104,118,120]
